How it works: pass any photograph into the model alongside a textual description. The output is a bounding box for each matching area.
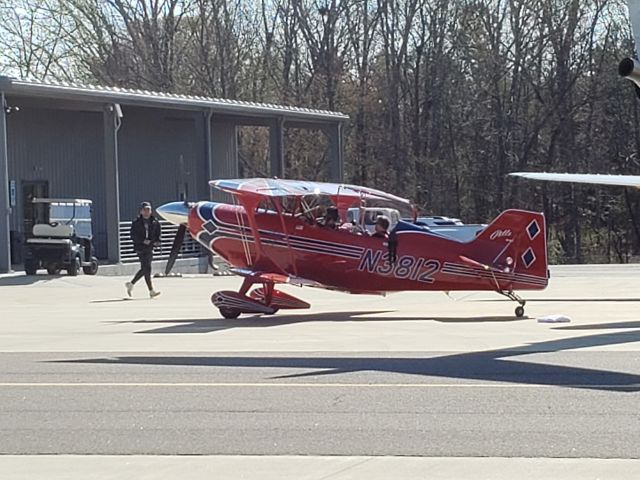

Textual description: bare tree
[0,0,73,80]
[2,0,639,262]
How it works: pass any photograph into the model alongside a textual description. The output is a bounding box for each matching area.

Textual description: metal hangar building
[0,76,347,273]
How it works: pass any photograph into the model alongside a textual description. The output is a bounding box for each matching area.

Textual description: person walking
[125,202,161,298]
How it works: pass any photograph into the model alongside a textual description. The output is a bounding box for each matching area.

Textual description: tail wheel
[219,307,240,319]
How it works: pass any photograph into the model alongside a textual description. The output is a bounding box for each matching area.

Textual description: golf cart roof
[32,198,92,205]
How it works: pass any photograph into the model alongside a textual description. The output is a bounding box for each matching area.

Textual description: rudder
[473,209,548,280]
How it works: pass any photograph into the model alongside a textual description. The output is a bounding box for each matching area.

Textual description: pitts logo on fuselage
[489,229,512,240]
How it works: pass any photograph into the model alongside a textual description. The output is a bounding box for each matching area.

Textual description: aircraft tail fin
[473,209,548,280]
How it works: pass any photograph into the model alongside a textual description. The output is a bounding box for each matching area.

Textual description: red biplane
[157,179,548,319]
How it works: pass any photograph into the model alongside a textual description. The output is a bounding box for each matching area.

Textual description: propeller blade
[165,224,187,275]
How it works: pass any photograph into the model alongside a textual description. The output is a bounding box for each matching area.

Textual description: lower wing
[230,268,325,288]
[230,267,385,295]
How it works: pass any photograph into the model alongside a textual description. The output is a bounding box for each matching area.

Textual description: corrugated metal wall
[4,102,270,263]
[6,106,108,257]
[118,107,207,221]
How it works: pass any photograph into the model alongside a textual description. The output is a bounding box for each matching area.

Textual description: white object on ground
[537,314,571,323]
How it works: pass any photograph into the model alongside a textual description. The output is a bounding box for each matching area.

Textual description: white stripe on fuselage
[197,204,546,286]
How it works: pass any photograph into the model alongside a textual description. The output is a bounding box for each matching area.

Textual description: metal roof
[0,76,349,123]
[32,198,93,205]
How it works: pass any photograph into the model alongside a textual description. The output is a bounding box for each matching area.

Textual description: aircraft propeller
[156,201,192,276]
[165,223,187,275]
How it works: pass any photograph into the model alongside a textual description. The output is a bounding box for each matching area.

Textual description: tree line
[1,0,639,263]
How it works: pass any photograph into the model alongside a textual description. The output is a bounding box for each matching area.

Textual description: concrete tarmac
[1,265,639,477]
[4,456,640,480]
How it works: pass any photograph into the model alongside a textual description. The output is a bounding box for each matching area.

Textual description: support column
[204,110,214,200]
[0,93,11,272]
[269,117,285,178]
[211,121,238,203]
[103,105,121,264]
[326,122,344,182]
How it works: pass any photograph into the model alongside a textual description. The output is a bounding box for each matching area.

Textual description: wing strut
[273,196,299,277]
[231,195,254,267]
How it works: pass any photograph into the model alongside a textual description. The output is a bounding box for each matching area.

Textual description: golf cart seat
[32,223,74,238]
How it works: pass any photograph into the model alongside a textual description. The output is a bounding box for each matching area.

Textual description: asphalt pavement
[0,350,639,457]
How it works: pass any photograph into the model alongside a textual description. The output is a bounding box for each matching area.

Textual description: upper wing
[509,172,640,188]
[210,178,413,209]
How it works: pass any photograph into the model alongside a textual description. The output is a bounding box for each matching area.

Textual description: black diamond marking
[527,220,540,240]
[199,220,219,244]
[522,248,536,268]
[203,220,217,234]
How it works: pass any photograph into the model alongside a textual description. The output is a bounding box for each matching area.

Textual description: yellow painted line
[0,382,637,389]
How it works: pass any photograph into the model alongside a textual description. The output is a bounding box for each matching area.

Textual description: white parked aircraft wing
[509,172,640,188]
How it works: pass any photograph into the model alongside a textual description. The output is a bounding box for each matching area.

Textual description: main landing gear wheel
[515,306,525,318]
[219,307,241,319]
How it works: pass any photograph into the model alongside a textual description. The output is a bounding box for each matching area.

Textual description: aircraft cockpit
[252,187,415,240]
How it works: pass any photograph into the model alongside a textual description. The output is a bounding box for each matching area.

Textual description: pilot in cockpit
[321,206,340,229]
[371,216,390,239]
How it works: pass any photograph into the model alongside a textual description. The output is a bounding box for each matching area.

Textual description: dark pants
[132,249,153,290]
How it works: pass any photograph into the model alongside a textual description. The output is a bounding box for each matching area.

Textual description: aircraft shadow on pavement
[478,298,640,303]
[111,311,527,334]
[0,274,62,287]
[553,321,640,330]
[91,298,137,303]
[58,325,640,393]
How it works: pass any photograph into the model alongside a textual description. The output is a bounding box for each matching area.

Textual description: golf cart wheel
[67,257,81,276]
[515,306,525,318]
[46,264,61,275]
[83,256,99,275]
[219,307,241,319]
[24,260,38,276]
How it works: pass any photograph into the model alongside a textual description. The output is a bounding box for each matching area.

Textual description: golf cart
[23,198,99,276]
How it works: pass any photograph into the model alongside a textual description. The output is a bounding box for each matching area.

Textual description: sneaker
[149,289,161,299]
[125,282,133,297]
